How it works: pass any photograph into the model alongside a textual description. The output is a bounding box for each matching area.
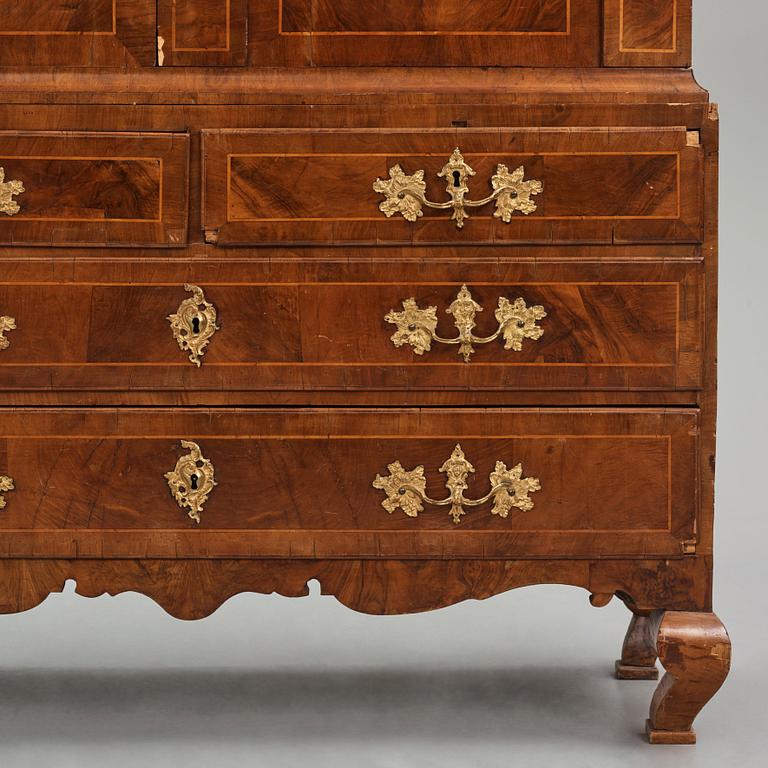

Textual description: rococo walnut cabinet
[0,0,729,743]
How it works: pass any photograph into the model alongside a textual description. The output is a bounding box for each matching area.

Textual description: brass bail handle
[373,444,541,525]
[384,284,546,363]
[373,148,543,229]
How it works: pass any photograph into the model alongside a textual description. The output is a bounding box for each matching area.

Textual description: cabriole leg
[646,612,731,745]
[615,610,664,680]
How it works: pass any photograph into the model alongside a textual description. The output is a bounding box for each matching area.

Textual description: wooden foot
[646,612,731,745]
[615,611,663,680]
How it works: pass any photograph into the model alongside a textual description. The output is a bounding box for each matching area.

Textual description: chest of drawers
[0,0,729,745]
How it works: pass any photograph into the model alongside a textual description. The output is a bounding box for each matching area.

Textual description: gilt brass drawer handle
[0,167,24,216]
[374,444,540,525]
[167,284,220,367]
[385,284,546,363]
[165,440,217,524]
[0,315,16,351]
[0,475,14,509]
[373,148,542,229]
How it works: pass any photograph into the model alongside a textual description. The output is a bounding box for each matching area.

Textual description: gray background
[1,4,765,766]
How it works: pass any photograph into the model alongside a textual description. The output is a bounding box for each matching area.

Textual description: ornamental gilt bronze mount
[167,284,220,367]
[165,440,217,524]
[0,475,14,510]
[372,148,543,229]
[0,167,24,216]
[0,315,16,351]
[385,285,546,362]
[373,444,541,525]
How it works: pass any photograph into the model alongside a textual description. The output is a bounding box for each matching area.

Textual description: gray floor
[0,4,766,767]
[0,575,764,768]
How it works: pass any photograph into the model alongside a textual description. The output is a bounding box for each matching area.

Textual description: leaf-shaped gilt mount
[373,444,541,525]
[372,165,427,223]
[385,285,546,363]
[372,462,426,519]
[165,441,217,524]
[0,315,16,352]
[373,148,543,229]
[0,167,24,216]
[0,475,15,510]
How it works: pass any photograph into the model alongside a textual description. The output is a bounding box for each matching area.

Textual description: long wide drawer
[0,264,703,392]
[0,408,698,559]
[202,127,702,246]
[0,131,189,246]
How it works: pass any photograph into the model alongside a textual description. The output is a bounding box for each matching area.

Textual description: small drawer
[0,0,156,67]
[0,264,703,392]
[0,131,189,247]
[0,408,698,560]
[202,127,702,246]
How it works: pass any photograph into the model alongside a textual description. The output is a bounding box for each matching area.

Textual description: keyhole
[452,170,462,188]
[191,315,201,335]
[190,473,199,491]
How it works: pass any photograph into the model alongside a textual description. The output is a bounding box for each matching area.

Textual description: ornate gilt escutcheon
[0,167,24,216]
[385,285,546,362]
[0,315,16,351]
[373,444,541,525]
[373,148,543,229]
[165,441,217,524]
[167,284,220,367]
[0,475,15,509]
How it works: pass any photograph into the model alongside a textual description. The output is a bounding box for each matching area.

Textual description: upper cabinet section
[0,0,693,69]
[0,0,156,66]
[254,0,601,67]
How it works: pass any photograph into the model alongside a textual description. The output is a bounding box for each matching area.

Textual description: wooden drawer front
[202,128,702,246]
[604,0,692,67]
[0,409,698,560]
[0,0,156,66]
[252,0,600,67]
[157,0,247,66]
[0,132,189,247]
[0,266,702,392]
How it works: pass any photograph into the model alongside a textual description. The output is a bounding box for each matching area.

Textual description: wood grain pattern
[158,0,247,66]
[0,557,713,619]
[281,0,571,33]
[615,611,664,679]
[0,3,726,743]
[621,0,676,50]
[0,0,156,66]
[203,127,702,246]
[0,131,188,246]
[0,69,708,108]
[647,612,731,744]
[604,0,692,67]
[253,0,601,67]
[0,408,698,560]
[0,266,703,392]
[0,0,696,69]
[0,0,116,32]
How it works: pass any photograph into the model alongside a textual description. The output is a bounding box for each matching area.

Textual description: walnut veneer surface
[0,0,729,745]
